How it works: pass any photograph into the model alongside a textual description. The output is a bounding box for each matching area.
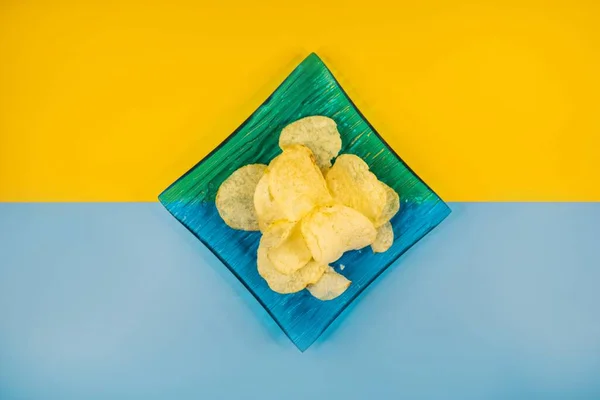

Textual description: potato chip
[371,221,394,253]
[326,154,388,225]
[375,183,400,227]
[219,116,401,297]
[257,240,327,294]
[301,204,377,264]
[264,221,312,275]
[307,267,351,301]
[268,144,332,221]
[216,164,267,231]
[253,170,286,231]
[279,116,342,171]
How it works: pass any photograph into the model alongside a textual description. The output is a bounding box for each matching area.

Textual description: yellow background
[1,1,599,201]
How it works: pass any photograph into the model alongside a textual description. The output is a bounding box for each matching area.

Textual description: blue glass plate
[159,53,450,351]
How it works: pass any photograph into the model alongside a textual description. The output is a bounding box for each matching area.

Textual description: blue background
[1,203,599,399]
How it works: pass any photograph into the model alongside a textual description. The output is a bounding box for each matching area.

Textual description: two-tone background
[1,1,599,398]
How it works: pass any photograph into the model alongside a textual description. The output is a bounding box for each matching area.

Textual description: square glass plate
[159,53,450,351]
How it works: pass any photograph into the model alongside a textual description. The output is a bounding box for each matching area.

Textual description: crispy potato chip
[371,221,394,253]
[216,164,267,231]
[268,145,332,221]
[301,204,377,264]
[279,116,342,170]
[253,170,286,231]
[307,267,351,301]
[375,183,400,227]
[326,154,388,225]
[263,221,312,275]
[257,241,327,294]
[223,117,401,296]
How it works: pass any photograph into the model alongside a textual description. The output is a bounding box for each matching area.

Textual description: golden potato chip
[216,164,267,231]
[279,116,342,171]
[301,204,377,264]
[375,183,400,227]
[371,221,394,253]
[268,145,332,221]
[257,241,327,294]
[307,267,351,301]
[263,221,312,275]
[253,170,286,231]
[326,154,388,225]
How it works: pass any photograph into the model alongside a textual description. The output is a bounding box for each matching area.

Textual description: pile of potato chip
[216,116,399,300]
